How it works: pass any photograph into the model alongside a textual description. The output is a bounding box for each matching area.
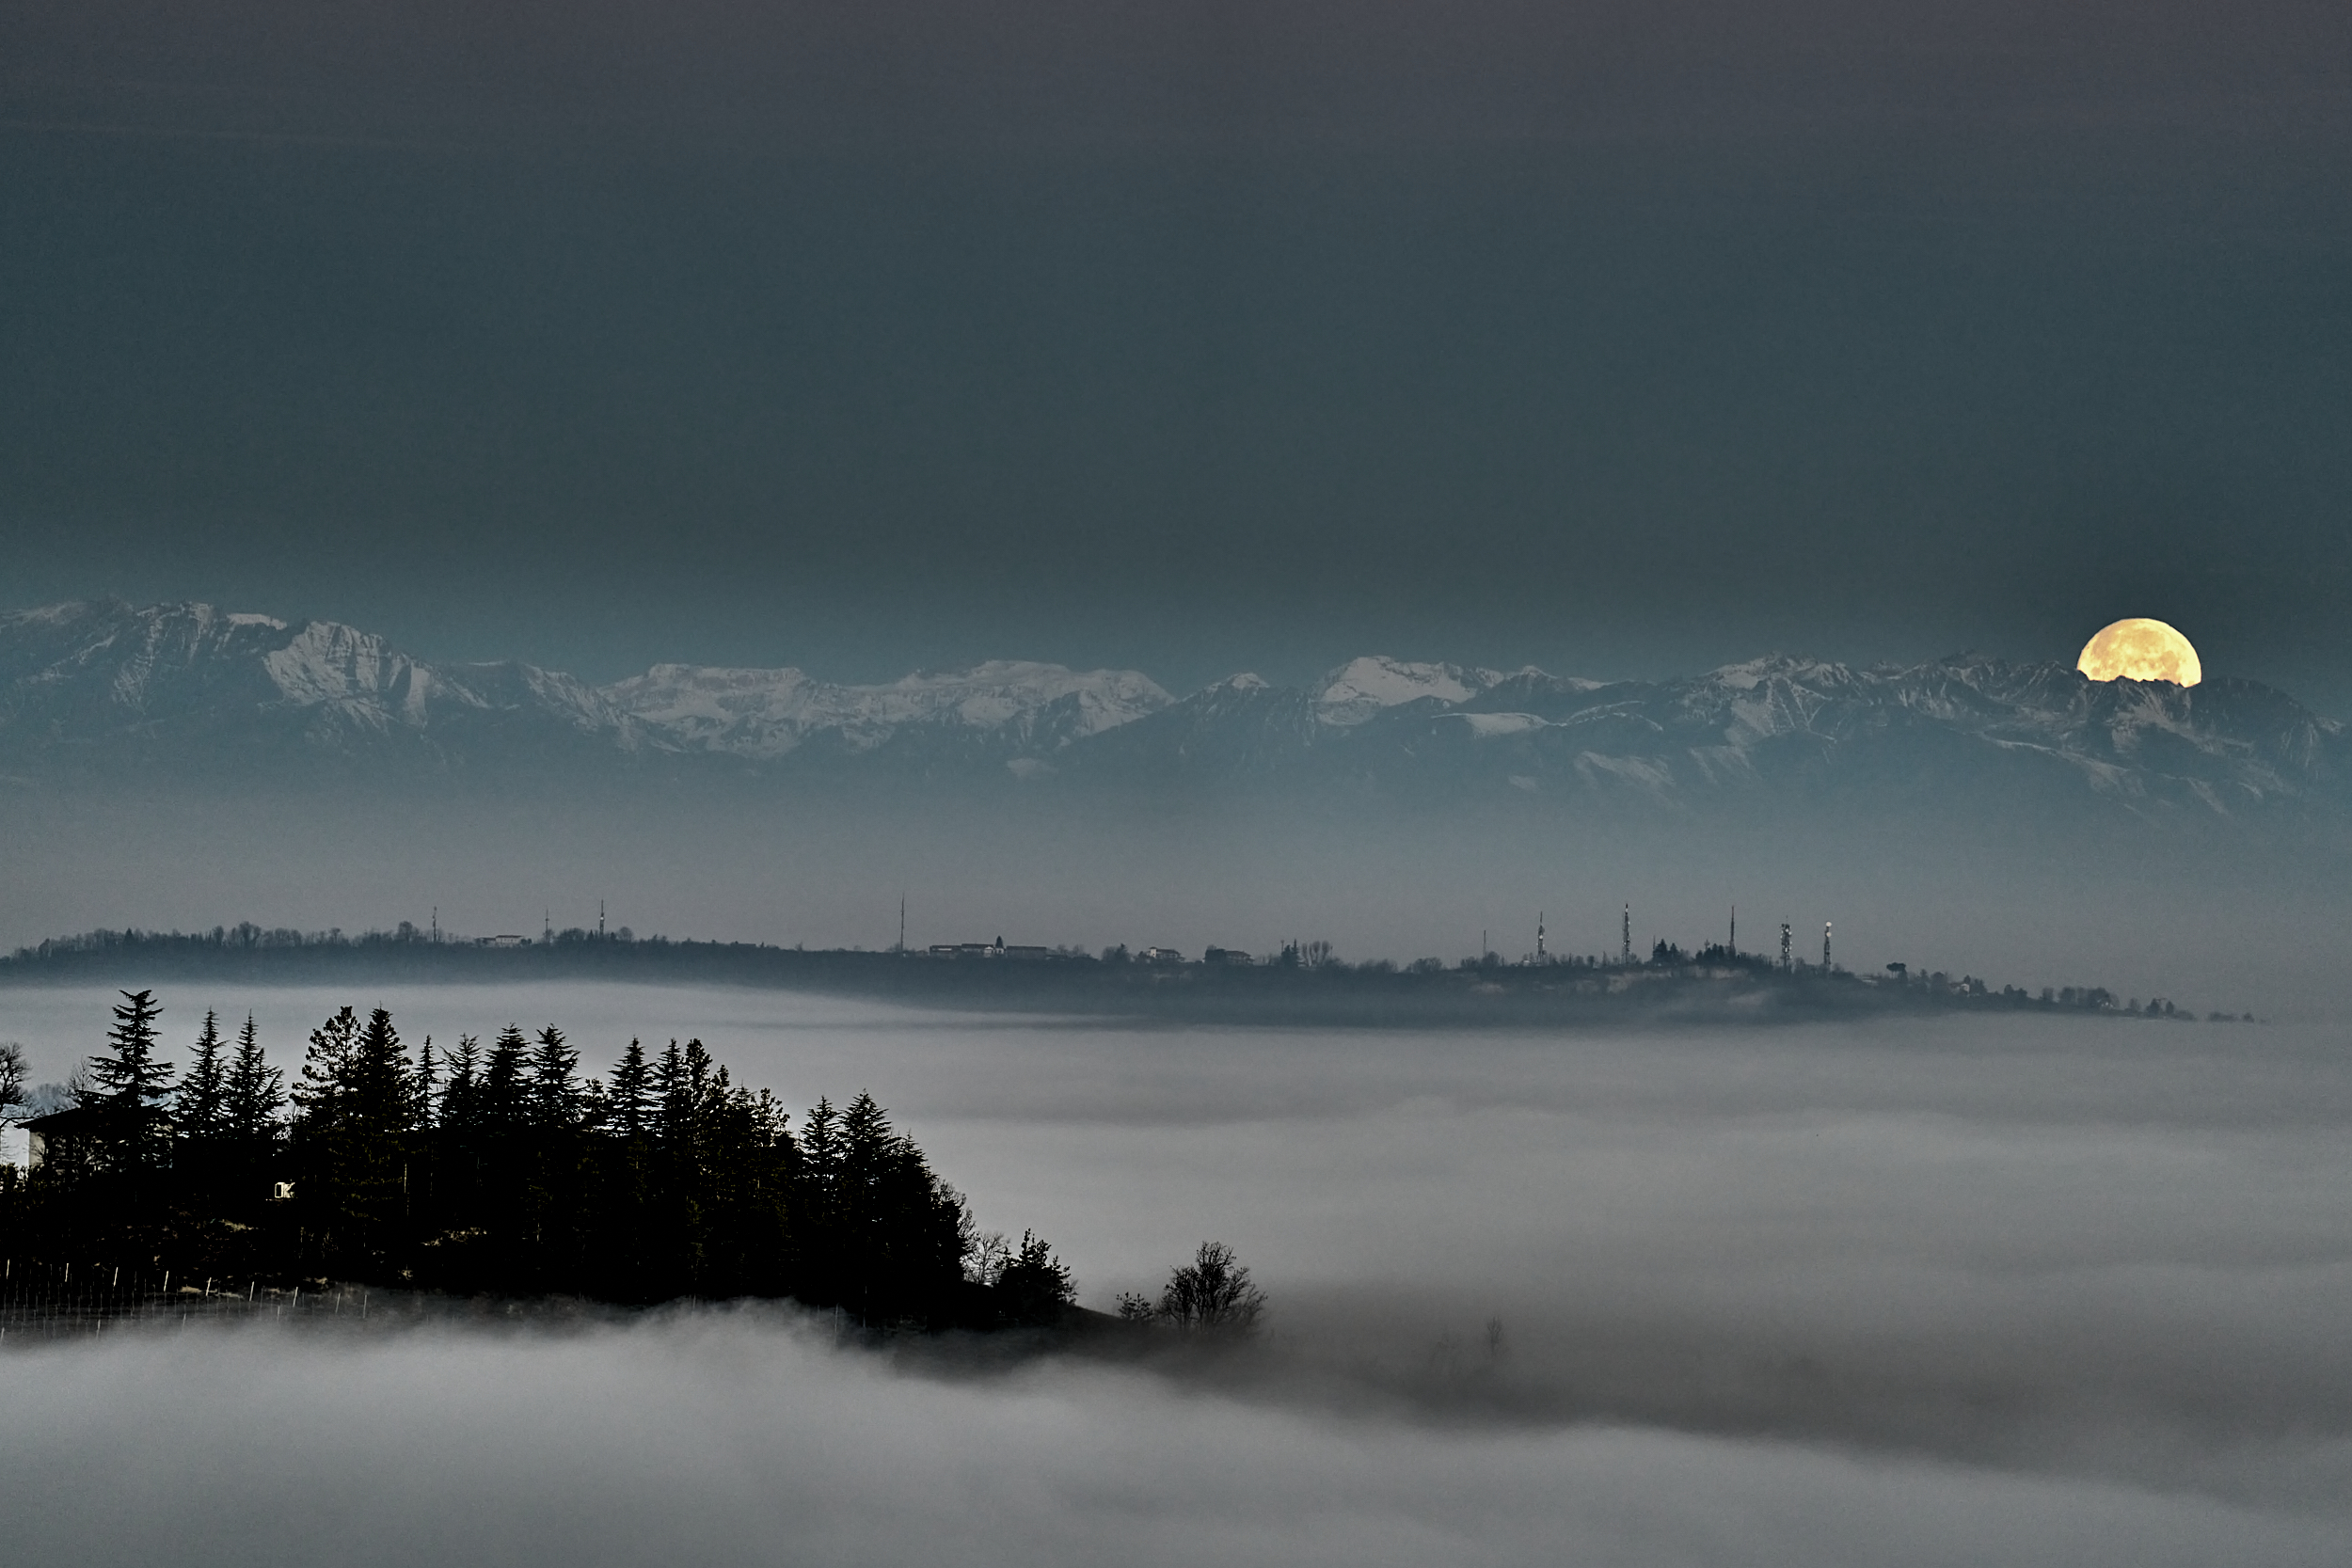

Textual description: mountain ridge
[0,600,2340,823]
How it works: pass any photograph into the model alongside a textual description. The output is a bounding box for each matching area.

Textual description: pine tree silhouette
[413,1038,440,1132]
[437,1034,482,1132]
[610,1038,653,1141]
[85,989,174,1115]
[224,1013,283,1142]
[293,1006,362,1126]
[482,1025,530,1132]
[176,1009,230,1141]
[528,1025,579,1129]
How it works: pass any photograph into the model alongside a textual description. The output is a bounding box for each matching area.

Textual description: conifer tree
[84,989,174,1116]
[346,1008,414,1135]
[843,1091,895,1174]
[483,1025,530,1132]
[610,1038,653,1141]
[223,1014,284,1142]
[528,1025,579,1129]
[414,1037,439,1131]
[799,1094,841,1199]
[995,1230,1077,1324]
[294,1006,416,1275]
[176,1009,230,1141]
[654,1037,687,1128]
[655,1038,722,1160]
[293,1006,363,1128]
[438,1034,482,1131]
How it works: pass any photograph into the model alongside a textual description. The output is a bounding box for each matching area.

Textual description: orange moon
[2076,618,2201,686]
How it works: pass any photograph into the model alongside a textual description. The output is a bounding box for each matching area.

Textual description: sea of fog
[4,981,2349,1565]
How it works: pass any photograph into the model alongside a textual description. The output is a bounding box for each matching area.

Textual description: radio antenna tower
[1621,903,1631,965]
[1729,905,1736,955]
[598,900,606,940]
[1536,911,1547,962]
[898,893,908,956]
[1779,922,1791,971]
[1823,921,1834,972]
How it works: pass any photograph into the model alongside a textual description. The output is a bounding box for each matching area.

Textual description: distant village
[0,911,2251,1025]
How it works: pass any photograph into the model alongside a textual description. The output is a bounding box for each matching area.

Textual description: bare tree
[0,1040,27,1124]
[1157,1241,1267,1333]
[960,1215,1012,1287]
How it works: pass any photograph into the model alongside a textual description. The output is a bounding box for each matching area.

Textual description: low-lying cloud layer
[3,1309,2344,1567]
[5,983,2349,1559]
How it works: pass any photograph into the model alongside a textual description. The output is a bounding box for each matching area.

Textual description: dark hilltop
[1,921,2249,1029]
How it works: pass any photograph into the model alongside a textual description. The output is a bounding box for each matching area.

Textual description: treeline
[11,921,648,959]
[0,991,1076,1328]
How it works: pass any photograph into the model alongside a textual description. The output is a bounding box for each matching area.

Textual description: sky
[3,1,2350,705]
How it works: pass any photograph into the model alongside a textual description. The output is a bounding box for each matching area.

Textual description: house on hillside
[22,1104,172,1176]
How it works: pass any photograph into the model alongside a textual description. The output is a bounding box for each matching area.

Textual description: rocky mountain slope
[0,601,2339,822]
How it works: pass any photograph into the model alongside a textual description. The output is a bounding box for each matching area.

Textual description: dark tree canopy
[0,996,1077,1332]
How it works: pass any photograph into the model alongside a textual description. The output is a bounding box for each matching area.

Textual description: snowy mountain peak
[598,658,1171,759]
[1315,656,1505,728]
[1703,654,1861,692]
[0,601,2338,822]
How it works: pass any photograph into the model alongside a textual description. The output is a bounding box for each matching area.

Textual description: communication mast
[1536,911,1546,962]
[1729,906,1737,956]
[1780,922,1791,971]
[1621,904,1631,965]
[1822,921,1833,972]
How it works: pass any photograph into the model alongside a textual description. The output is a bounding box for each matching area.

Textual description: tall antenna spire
[1823,920,1833,972]
[1536,911,1546,961]
[1780,921,1791,971]
[1729,905,1736,955]
[1621,903,1631,965]
[898,893,907,956]
[598,900,606,939]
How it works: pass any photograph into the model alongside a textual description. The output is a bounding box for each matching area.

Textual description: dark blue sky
[5,0,2349,705]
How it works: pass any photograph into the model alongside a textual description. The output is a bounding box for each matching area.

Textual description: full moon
[2076,618,2201,686]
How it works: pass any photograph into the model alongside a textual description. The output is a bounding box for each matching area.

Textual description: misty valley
[1,976,2346,1565]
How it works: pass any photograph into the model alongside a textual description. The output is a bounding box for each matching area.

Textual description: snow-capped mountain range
[0,600,2341,820]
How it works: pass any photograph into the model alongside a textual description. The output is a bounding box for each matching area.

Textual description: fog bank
[5,983,2349,1516]
[4,1311,2346,1568]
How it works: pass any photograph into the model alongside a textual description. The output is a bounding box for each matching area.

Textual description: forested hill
[0,926,2241,1026]
[1,991,1080,1326]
